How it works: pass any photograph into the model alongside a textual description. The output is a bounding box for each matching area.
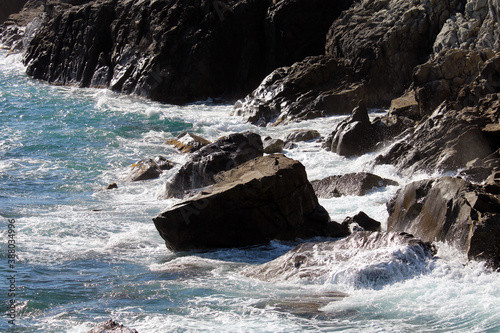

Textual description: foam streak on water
[1,50,499,332]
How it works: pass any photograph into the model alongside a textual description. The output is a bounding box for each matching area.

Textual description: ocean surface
[1,49,499,332]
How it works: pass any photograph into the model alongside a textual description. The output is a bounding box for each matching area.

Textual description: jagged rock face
[264,0,354,70]
[412,49,496,118]
[387,176,500,269]
[243,232,435,288]
[24,0,269,103]
[234,0,463,125]
[153,155,345,251]
[375,101,498,181]
[434,0,500,53]
[164,132,263,198]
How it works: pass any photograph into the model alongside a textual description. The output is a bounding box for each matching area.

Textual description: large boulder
[164,131,263,198]
[387,176,500,269]
[234,0,462,125]
[311,172,398,198]
[243,232,435,287]
[153,154,348,251]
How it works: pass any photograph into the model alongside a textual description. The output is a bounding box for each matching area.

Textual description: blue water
[1,50,500,332]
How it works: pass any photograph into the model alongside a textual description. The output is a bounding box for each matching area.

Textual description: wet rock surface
[154,154,346,251]
[387,176,500,269]
[234,0,463,125]
[243,232,435,286]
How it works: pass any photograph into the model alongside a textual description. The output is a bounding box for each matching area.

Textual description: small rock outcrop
[387,176,500,269]
[311,172,398,198]
[87,320,138,333]
[243,232,435,287]
[154,154,347,251]
[342,212,382,232]
[165,132,211,154]
[164,131,263,198]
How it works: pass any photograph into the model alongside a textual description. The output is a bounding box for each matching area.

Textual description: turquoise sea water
[1,50,500,332]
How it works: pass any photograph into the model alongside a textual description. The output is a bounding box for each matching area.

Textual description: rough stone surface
[376,99,499,182]
[234,0,462,125]
[262,136,284,154]
[387,176,500,268]
[311,172,399,198]
[433,0,500,53]
[164,131,263,198]
[24,0,270,103]
[243,232,436,285]
[154,154,346,251]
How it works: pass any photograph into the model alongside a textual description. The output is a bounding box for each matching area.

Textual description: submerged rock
[164,131,263,198]
[87,319,138,333]
[387,176,500,269]
[311,172,398,198]
[243,232,435,288]
[154,154,347,251]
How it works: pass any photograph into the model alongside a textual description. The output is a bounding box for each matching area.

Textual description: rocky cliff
[22,0,353,104]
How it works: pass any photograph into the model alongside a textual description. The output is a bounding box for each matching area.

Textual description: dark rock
[153,154,347,251]
[323,104,377,157]
[125,159,163,182]
[106,182,118,190]
[165,132,211,154]
[311,172,399,198]
[164,131,263,198]
[387,176,500,269]
[234,0,462,125]
[262,136,284,154]
[342,212,382,232]
[243,232,436,285]
[264,0,354,71]
[0,0,28,24]
[375,100,499,181]
[485,170,500,194]
[87,319,138,333]
[24,0,270,104]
